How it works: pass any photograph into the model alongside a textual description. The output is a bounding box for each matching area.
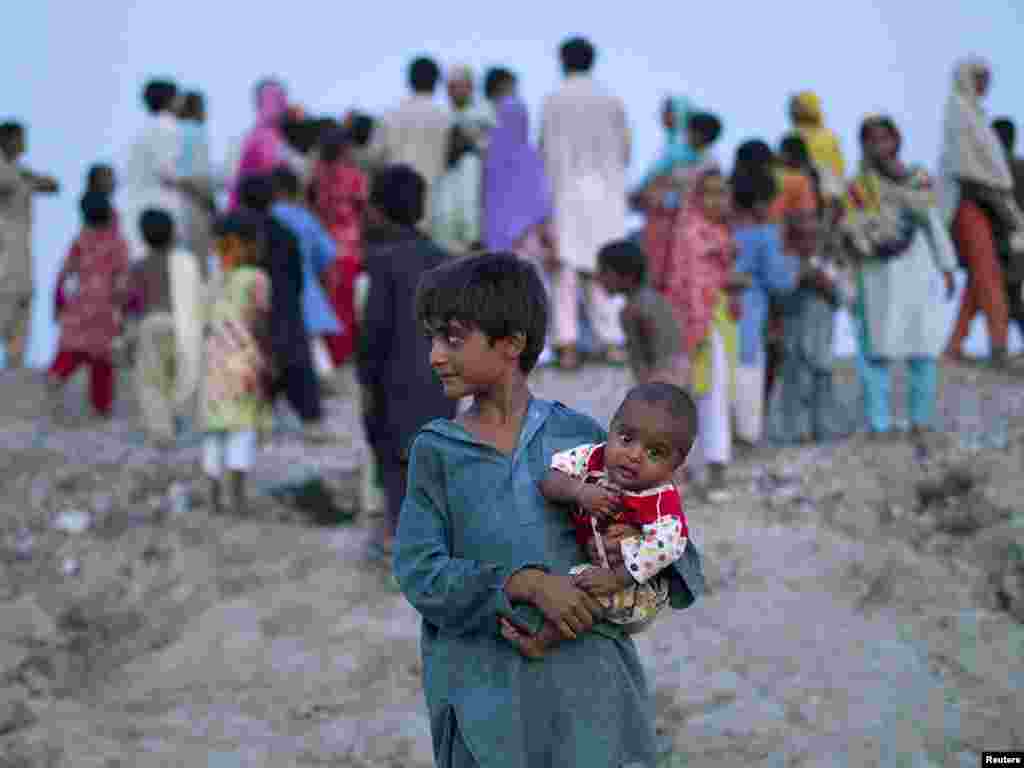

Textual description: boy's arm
[395,437,549,637]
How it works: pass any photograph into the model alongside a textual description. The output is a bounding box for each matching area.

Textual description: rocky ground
[0,360,1022,767]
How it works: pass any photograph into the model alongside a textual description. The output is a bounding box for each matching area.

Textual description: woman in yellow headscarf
[789,91,846,202]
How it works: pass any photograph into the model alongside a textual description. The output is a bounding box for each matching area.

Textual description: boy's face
[700,175,730,222]
[596,267,633,296]
[428,319,517,399]
[604,399,687,492]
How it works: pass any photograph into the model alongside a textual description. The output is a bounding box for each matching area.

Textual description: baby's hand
[577,484,623,521]
[500,618,560,660]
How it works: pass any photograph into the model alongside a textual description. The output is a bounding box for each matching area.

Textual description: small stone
[52,509,92,535]
[0,688,35,736]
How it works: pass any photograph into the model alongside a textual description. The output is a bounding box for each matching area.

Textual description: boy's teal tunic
[394,399,705,768]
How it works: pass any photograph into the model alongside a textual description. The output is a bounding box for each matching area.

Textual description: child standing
[731,170,798,447]
[394,252,704,768]
[503,382,695,657]
[767,217,858,444]
[595,239,688,388]
[47,191,131,420]
[199,211,274,517]
[270,165,341,386]
[311,126,369,367]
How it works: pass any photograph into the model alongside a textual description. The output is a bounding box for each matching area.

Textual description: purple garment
[483,96,552,251]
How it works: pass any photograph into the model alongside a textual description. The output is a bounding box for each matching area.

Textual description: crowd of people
[2,35,1023,767]
[0,41,1022,517]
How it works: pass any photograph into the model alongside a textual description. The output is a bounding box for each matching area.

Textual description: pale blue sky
[6,0,1023,365]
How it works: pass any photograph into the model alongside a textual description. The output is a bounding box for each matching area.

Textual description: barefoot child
[199,211,274,516]
[502,382,695,658]
[596,239,688,388]
[394,251,704,768]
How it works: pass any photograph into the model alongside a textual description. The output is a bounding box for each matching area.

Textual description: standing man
[447,64,495,151]
[541,37,630,370]
[122,79,183,264]
[0,121,59,369]
[367,56,451,226]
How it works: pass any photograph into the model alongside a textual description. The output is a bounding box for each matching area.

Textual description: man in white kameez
[121,79,184,264]
[541,36,630,369]
[367,56,451,227]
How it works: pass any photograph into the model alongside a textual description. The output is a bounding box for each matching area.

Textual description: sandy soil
[0,360,1021,767]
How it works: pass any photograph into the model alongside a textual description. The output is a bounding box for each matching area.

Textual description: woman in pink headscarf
[229,79,289,209]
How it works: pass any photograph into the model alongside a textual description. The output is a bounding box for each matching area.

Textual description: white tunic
[541,74,629,273]
[858,208,958,359]
[120,112,182,262]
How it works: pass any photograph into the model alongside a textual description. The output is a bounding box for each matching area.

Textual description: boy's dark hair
[731,168,778,211]
[80,191,113,228]
[993,117,1016,153]
[271,165,301,199]
[283,116,327,155]
[0,121,24,146]
[734,139,775,176]
[85,163,114,192]
[214,209,267,253]
[238,174,275,213]
[559,37,596,74]
[348,113,375,147]
[617,382,698,463]
[319,124,352,164]
[370,164,426,227]
[598,239,647,283]
[415,251,549,374]
[142,79,178,114]
[409,56,441,94]
[484,67,516,101]
[688,112,722,147]
[139,208,175,249]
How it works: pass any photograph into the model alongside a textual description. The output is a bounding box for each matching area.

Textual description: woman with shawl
[636,97,722,293]
[788,91,847,203]
[228,80,290,210]
[940,56,1024,367]
[663,170,740,501]
[482,92,557,361]
[843,115,958,439]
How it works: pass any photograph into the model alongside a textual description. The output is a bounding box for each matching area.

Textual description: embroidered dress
[551,442,689,628]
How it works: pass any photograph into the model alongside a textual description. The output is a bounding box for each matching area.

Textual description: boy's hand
[571,566,629,597]
[576,484,623,522]
[518,572,603,640]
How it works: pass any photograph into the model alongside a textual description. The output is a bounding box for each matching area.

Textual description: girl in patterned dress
[199,211,273,517]
[47,191,131,419]
[505,382,696,657]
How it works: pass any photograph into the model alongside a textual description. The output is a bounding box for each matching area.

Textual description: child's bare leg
[208,475,223,516]
[500,618,564,660]
[228,470,246,517]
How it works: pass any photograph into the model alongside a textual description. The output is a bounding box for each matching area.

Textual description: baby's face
[603,400,684,492]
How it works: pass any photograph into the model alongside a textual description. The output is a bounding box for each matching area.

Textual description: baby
[503,382,696,656]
